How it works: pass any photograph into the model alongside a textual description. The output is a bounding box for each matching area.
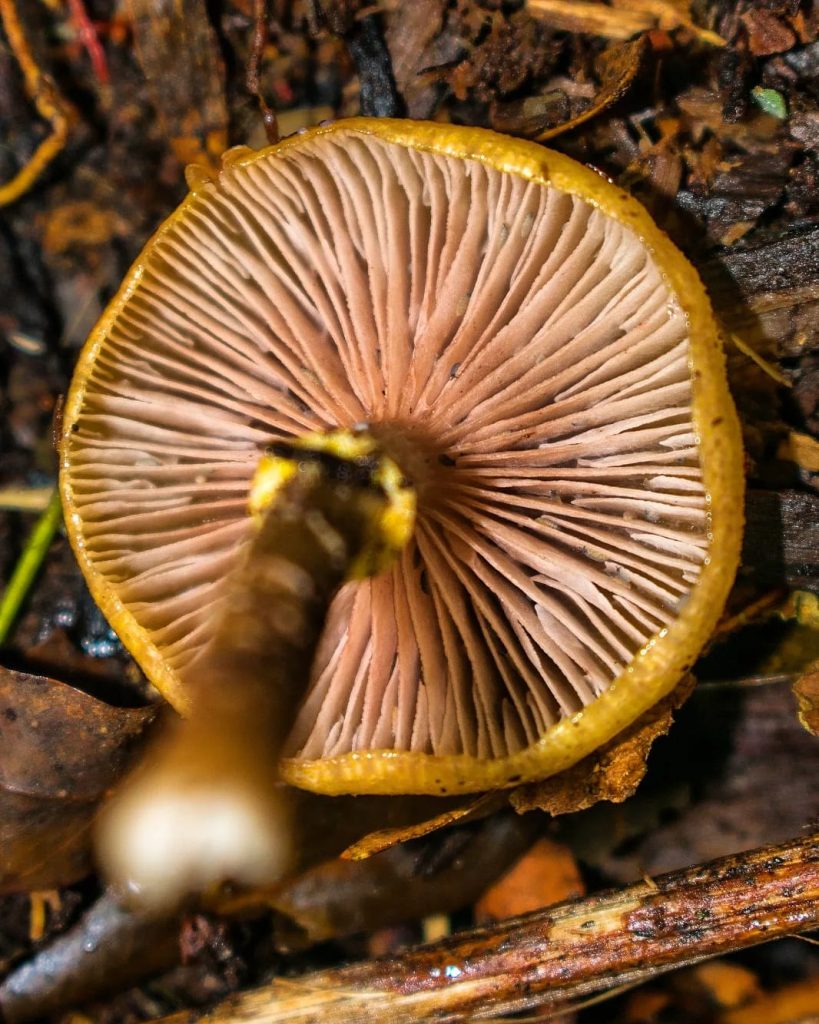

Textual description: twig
[697,673,797,691]
[156,831,819,1023]
[0,487,62,644]
[345,12,403,118]
[66,0,109,86]
[729,332,791,387]
[0,891,179,1024]
[312,2,401,117]
[246,0,278,144]
[0,0,76,205]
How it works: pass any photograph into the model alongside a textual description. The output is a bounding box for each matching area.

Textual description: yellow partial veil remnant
[249,429,417,579]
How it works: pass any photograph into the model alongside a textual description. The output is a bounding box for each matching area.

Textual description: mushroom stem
[97,433,417,911]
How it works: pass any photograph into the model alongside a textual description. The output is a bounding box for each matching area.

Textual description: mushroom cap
[60,118,744,796]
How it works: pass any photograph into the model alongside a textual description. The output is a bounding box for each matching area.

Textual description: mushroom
[97,430,418,907]
[61,118,743,812]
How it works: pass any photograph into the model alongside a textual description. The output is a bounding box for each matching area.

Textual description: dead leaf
[740,9,796,57]
[792,665,819,735]
[384,0,453,119]
[40,202,123,257]
[778,430,819,472]
[0,791,95,895]
[510,674,696,815]
[0,667,156,892]
[717,978,819,1024]
[474,837,584,923]
[493,36,646,141]
[691,962,762,1011]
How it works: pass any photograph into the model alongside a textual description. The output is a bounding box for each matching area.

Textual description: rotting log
[154,831,819,1024]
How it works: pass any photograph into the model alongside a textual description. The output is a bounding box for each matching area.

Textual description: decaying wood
[743,490,819,590]
[703,228,819,358]
[155,831,819,1024]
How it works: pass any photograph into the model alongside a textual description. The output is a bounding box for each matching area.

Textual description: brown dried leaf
[0,667,156,892]
[793,665,819,735]
[495,36,645,142]
[510,674,696,816]
[0,791,96,894]
[0,668,155,800]
[740,9,796,57]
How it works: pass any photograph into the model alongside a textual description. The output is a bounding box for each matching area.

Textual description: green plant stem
[0,487,62,644]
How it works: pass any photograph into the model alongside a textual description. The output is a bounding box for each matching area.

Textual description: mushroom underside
[65,129,709,764]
